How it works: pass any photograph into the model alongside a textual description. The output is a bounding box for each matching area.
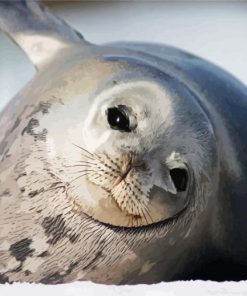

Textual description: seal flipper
[0,0,90,69]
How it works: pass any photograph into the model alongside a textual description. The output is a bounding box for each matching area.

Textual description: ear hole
[169,168,188,192]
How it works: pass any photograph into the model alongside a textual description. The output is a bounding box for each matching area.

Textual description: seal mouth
[66,145,192,228]
[112,155,133,187]
[94,165,192,231]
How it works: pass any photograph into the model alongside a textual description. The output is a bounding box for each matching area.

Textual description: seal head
[69,62,216,228]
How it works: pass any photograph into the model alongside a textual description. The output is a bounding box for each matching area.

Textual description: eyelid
[112,105,130,121]
[117,105,137,131]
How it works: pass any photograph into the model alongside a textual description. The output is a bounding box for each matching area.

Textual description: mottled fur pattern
[0,99,161,283]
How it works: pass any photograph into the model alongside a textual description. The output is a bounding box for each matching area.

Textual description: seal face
[71,75,214,228]
[1,0,247,285]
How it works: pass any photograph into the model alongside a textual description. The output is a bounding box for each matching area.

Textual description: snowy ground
[0,1,247,295]
[1,281,247,296]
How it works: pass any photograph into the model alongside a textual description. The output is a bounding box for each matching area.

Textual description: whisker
[72,143,95,157]
[140,206,150,225]
[71,145,96,161]
[69,173,90,184]
[143,205,153,224]
[80,153,96,162]
[128,192,147,225]
[63,164,92,168]
[88,171,101,179]
[69,169,99,175]
[72,143,104,162]
[103,153,121,171]
[71,143,123,177]
[65,159,96,165]
[122,179,153,224]
[72,143,113,169]
[74,160,96,165]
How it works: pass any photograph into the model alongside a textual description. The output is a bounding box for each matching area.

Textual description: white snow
[1,280,247,296]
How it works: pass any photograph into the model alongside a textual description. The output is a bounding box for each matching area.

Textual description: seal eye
[106,105,131,132]
[170,168,188,192]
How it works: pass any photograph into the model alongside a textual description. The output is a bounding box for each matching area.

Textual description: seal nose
[113,154,132,186]
[122,153,146,173]
[113,153,146,186]
[121,155,132,178]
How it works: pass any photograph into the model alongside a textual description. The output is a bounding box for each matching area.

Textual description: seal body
[1,2,247,284]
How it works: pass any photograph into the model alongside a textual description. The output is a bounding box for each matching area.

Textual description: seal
[0,0,247,284]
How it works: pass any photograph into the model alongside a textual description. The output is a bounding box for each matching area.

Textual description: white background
[0,1,247,111]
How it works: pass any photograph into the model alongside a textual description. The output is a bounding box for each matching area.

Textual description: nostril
[169,168,188,192]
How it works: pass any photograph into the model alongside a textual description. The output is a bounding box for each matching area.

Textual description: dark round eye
[106,106,131,132]
[170,168,188,192]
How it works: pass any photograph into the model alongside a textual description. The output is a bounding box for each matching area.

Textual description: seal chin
[66,150,191,228]
[69,180,191,228]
